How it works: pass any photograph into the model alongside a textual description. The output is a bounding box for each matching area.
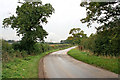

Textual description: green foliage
[2,40,72,62]
[33,43,52,54]
[67,28,87,45]
[69,28,87,38]
[2,40,12,53]
[68,48,119,74]
[2,55,43,78]
[80,2,120,57]
[3,1,55,54]
[80,2,120,28]
[12,42,21,51]
[2,44,72,78]
[81,28,120,57]
[2,40,26,62]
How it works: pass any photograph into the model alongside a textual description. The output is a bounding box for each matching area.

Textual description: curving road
[43,47,118,78]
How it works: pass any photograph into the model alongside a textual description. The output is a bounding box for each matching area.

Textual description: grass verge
[67,48,118,74]
[2,46,72,78]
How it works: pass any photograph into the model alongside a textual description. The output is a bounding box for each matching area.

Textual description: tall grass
[2,51,47,78]
[68,48,118,74]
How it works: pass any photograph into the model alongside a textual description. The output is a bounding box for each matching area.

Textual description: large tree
[3,1,54,54]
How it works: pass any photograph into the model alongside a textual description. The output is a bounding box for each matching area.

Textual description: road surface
[44,47,118,78]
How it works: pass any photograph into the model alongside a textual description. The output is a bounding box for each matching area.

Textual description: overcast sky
[0,0,97,42]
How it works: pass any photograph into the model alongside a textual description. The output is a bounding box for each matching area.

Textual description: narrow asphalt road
[44,47,118,78]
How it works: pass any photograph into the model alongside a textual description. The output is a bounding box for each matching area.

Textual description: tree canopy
[3,1,54,54]
[67,28,87,45]
[69,28,87,38]
[80,2,120,31]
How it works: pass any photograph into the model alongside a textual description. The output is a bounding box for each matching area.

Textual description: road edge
[38,57,45,78]
[38,53,51,78]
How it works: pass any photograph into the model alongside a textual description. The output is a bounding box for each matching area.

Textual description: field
[2,49,57,78]
[67,48,119,74]
[2,44,72,78]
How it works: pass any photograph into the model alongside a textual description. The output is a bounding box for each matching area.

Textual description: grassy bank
[67,48,118,74]
[2,46,72,78]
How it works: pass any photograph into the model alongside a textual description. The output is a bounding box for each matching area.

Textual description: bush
[33,43,52,55]
[2,40,12,53]
[12,42,21,51]
[2,40,28,62]
[21,50,27,58]
[81,29,120,57]
[2,39,72,62]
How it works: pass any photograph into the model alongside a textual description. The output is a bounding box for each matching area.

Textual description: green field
[2,48,68,78]
[3,52,46,78]
[68,48,118,74]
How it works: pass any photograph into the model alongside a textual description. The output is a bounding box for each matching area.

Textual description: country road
[43,47,118,78]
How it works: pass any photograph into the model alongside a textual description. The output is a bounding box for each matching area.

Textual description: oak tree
[3,1,54,54]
